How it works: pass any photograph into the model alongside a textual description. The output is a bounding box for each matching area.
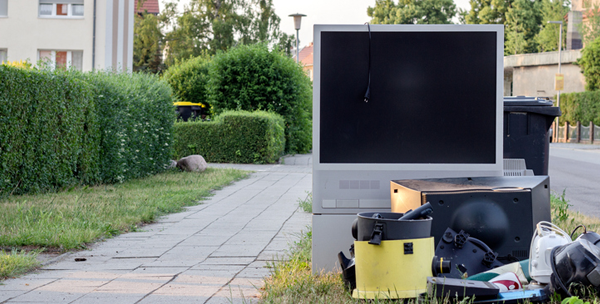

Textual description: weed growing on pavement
[551,191,600,239]
[0,168,249,251]
[297,192,312,213]
[260,227,354,304]
[0,249,40,280]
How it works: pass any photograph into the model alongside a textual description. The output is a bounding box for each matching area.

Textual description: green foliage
[465,0,566,55]
[162,53,211,108]
[562,296,591,304]
[81,71,175,184]
[172,110,285,164]
[465,0,511,24]
[552,190,572,224]
[0,66,176,196]
[535,0,570,52]
[0,66,100,195]
[367,0,457,24]
[207,44,312,154]
[558,91,600,125]
[504,0,543,55]
[578,0,600,46]
[297,192,312,213]
[133,12,165,74]
[161,0,289,66]
[241,0,284,45]
[577,37,600,91]
[0,249,40,280]
[0,168,249,251]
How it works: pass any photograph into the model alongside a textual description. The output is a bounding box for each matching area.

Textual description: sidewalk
[0,155,313,304]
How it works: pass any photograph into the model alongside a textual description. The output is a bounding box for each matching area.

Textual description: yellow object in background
[555,73,564,91]
[353,237,434,299]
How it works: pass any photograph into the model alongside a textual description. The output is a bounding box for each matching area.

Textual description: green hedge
[172,111,285,163]
[82,72,175,183]
[558,91,600,125]
[0,66,100,195]
[0,67,175,195]
[207,44,312,154]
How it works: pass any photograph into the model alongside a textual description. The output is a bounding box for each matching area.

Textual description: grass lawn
[258,192,600,304]
[0,167,249,280]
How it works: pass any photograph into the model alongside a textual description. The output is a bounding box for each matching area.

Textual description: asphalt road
[548,143,600,219]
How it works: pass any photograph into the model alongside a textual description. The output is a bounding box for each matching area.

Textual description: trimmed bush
[0,66,100,195]
[207,44,312,154]
[162,54,211,108]
[558,91,600,125]
[172,111,285,164]
[0,67,175,195]
[82,72,175,183]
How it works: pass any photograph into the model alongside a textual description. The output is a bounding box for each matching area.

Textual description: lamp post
[289,13,306,64]
[548,20,563,142]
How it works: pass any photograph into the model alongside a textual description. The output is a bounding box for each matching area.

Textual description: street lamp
[548,20,563,142]
[289,13,306,64]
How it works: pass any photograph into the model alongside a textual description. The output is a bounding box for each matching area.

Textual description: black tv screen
[319,30,498,164]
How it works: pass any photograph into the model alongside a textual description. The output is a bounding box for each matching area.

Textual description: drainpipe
[92,0,97,71]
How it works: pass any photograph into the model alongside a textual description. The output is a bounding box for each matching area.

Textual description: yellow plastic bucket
[353,237,434,299]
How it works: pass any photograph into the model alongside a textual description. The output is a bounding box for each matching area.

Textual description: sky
[159,0,472,49]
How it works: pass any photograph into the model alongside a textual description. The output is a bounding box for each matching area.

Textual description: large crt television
[312,24,505,272]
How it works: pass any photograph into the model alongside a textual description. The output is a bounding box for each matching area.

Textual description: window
[39,50,83,70]
[0,0,7,17]
[39,1,84,18]
[0,50,7,64]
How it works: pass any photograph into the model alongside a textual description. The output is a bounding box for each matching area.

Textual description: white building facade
[0,0,134,72]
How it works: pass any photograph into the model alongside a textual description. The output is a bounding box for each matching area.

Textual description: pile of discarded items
[338,176,600,303]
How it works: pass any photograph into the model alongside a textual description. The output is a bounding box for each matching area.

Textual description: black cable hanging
[364,22,371,103]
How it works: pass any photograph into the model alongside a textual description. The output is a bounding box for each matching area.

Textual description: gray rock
[166,160,177,169]
[177,155,208,172]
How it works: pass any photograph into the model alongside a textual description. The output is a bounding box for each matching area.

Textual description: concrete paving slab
[207,277,263,304]
[188,264,246,275]
[0,291,24,303]
[210,244,265,257]
[1,154,313,304]
[0,278,56,291]
[141,260,201,268]
[70,293,144,304]
[137,294,210,303]
[177,235,228,247]
[6,289,89,303]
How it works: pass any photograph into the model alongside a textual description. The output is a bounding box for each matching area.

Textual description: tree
[578,0,600,46]
[242,0,283,44]
[465,0,512,24]
[162,0,237,66]
[162,0,290,66]
[535,0,569,52]
[133,12,164,73]
[505,0,541,55]
[367,0,457,24]
[577,36,600,90]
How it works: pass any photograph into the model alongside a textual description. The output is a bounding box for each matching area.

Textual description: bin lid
[504,96,553,106]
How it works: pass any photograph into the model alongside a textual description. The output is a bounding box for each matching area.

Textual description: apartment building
[0,0,134,72]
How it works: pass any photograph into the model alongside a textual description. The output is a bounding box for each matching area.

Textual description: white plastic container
[529,221,571,284]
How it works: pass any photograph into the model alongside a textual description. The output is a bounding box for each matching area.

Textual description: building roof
[136,0,160,15]
[298,42,313,66]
